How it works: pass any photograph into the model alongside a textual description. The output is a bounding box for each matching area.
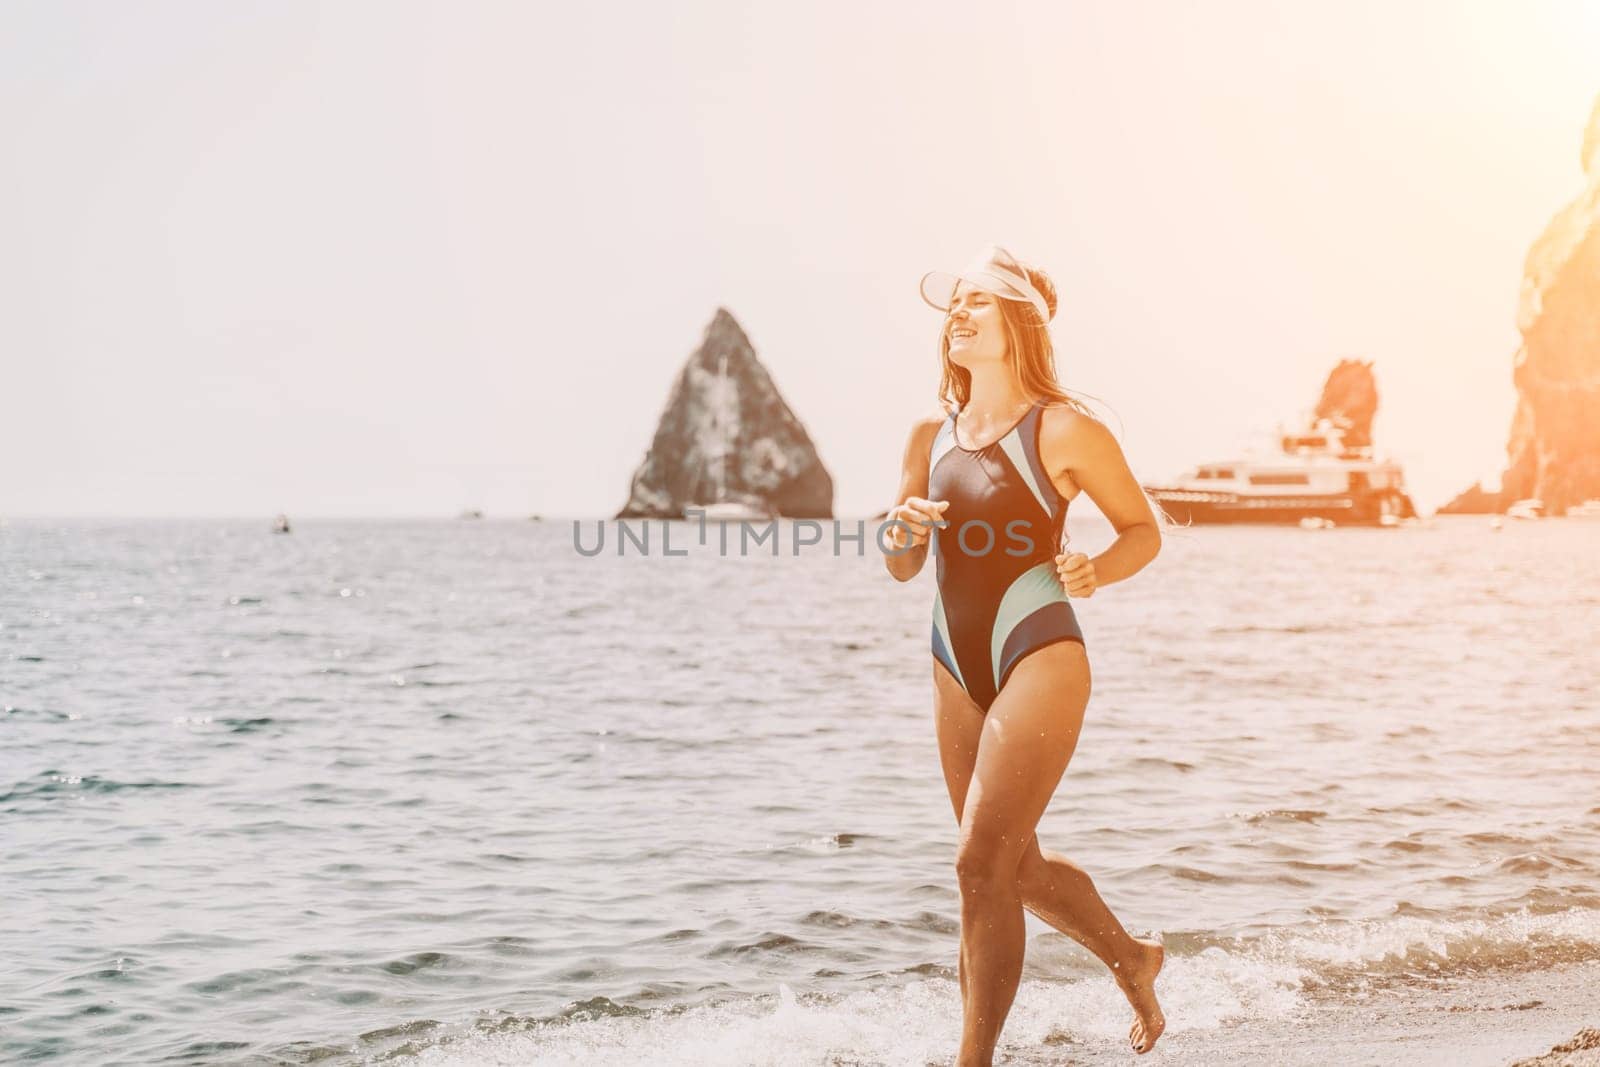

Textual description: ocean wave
[375,948,1299,1065]
[0,772,199,805]
[341,907,1600,1066]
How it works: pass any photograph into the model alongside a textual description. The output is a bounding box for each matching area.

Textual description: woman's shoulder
[1037,400,1102,434]
[912,404,953,438]
[1037,401,1119,463]
[900,405,953,465]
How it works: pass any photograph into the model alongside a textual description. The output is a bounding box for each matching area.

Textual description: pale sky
[4,1,1597,518]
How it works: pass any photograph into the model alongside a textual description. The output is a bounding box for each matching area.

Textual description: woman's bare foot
[1117,937,1166,1054]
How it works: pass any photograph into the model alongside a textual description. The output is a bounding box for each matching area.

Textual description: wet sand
[1099,960,1600,1067]
[1512,1027,1600,1067]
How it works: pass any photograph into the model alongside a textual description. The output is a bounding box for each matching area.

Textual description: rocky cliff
[616,309,833,519]
[1313,358,1379,448]
[1442,95,1600,515]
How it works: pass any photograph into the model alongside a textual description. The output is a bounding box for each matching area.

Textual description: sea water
[3,515,1598,1064]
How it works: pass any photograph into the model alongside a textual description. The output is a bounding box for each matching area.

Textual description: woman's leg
[1016,838,1166,1053]
[948,641,1089,1067]
[933,660,989,1004]
[933,649,1166,1057]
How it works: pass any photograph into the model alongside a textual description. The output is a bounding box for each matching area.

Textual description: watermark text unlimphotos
[572,510,1047,558]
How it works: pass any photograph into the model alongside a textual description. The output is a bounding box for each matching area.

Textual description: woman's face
[944,281,1008,367]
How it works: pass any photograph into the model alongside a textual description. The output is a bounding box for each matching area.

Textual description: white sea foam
[403,907,1600,1066]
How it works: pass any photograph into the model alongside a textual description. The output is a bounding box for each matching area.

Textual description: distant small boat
[272,514,292,534]
[685,500,776,522]
[459,509,485,520]
[1298,516,1335,530]
[1564,498,1600,518]
[1506,498,1544,520]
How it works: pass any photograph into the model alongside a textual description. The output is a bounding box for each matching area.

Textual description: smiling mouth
[950,328,976,341]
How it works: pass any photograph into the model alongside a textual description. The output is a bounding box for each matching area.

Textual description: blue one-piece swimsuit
[927,401,1085,713]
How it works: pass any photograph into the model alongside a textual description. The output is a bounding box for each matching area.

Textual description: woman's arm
[883,413,946,582]
[1040,407,1161,589]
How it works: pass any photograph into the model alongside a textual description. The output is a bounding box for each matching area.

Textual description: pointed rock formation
[617,309,834,519]
[1313,358,1379,448]
[1443,94,1600,515]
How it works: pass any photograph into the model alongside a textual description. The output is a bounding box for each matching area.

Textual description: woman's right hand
[883,497,949,552]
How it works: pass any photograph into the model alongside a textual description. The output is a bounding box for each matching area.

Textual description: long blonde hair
[935,259,1181,533]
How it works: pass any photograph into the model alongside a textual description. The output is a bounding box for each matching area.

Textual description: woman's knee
[954,837,1025,893]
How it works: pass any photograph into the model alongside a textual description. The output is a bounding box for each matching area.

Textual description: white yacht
[1143,414,1416,526]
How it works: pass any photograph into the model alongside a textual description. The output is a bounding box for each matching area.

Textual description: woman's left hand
[1055,551,1097,598]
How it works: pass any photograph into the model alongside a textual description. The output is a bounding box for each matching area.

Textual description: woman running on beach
[882,246,1169,1063]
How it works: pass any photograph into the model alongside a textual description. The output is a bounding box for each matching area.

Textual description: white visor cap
[919,245,1052,324]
